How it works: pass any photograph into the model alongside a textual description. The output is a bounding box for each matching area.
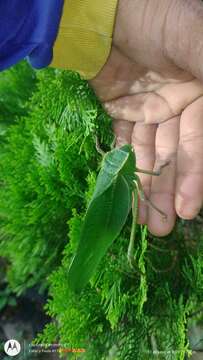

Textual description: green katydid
[67,140,169,293]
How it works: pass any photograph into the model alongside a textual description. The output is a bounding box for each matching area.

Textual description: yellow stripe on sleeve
[50,0,118,79]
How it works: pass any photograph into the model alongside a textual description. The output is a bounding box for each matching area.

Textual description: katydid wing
[67,144,136,293]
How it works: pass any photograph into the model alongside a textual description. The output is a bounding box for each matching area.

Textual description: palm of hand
[90,46,203,236]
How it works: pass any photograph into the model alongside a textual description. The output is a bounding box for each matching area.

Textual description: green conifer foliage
[33,72,202,359]
[0,61,36,149]
[0,64,203,359]
[0,61,36,123]
[0,68,112,295]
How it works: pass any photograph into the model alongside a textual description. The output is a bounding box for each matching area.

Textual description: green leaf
[67,174,132,293]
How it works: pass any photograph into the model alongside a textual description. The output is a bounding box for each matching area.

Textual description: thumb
[164,0,203,81]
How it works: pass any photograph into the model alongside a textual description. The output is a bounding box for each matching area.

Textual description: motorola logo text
[4,339,21,357]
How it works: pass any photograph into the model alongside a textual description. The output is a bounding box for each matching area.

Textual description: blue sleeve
[0,0,64,71]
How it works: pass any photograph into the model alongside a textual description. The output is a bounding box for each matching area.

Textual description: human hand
[89,0,203,236]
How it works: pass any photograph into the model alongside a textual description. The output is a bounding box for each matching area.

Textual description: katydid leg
[127,188,139,268]
[110,135,117,150]
[94,135,105,156]
[134,177,167,220]
[136,161,170,176]
[95,135,117,154]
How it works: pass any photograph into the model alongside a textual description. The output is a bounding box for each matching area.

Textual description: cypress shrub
[0,63,203,359]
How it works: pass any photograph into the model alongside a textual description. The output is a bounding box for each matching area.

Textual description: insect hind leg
[134,178,167,220]
[94,135,105,156]
[94,135,117,155]
[136,161,170,176]
[110,135,117,150]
